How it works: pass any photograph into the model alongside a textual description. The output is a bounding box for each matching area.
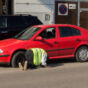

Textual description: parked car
[0,24,88,67]
[0,15,42,40]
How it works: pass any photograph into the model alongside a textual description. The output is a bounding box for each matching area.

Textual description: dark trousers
[25,50,37,69]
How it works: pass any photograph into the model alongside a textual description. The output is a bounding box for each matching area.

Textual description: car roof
[32,24,79,28]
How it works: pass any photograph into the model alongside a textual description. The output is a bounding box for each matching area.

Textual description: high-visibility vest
[31,48,47,66]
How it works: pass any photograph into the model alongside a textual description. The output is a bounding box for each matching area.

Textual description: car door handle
[76,39,81,41]
[54,41,59,44]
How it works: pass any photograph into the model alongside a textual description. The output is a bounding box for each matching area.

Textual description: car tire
[11,51,26,68]
[76,46,88,62]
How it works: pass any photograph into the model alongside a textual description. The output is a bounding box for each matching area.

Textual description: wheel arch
[10,49,26,65]
[74,44,88,56]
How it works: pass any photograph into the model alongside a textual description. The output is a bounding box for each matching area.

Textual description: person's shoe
[24,61,28,71]
[19,62,24,70]
[41,64,47,68]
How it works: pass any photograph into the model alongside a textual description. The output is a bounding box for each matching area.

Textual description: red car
[0,24,88,67]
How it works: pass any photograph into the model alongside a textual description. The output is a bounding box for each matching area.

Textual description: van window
[0,17,7,28]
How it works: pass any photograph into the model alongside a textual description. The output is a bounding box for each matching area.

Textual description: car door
[57,26,82,56]
[28,27,59,57]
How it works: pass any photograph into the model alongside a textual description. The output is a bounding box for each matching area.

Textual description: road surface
[0,59,88,88]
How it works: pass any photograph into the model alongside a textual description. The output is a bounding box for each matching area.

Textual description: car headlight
[0,49,3,53]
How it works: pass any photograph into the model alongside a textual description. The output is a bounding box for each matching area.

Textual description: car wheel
[76,46,88,62]
[11,51,26,68]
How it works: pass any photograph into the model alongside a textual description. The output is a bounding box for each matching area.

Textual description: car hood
[0,38,26,47]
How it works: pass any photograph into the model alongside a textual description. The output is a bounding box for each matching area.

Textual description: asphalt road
[0,59,88,88]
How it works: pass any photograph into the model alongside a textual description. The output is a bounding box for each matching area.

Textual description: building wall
[1,0,88,29]
[80,2,88,29]
[55,0,88,29]
[13,0,55,24]
[55,1,78,25]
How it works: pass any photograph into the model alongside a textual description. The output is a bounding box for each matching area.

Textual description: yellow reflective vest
[31,48,47,66]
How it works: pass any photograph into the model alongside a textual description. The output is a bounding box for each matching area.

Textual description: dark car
[0,15,42,40]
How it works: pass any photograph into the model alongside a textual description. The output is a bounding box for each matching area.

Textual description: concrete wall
[13,0,55,24]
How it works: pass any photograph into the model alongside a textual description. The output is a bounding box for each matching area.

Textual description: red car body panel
[0,24,88,63]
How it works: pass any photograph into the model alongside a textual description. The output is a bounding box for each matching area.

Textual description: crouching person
[19,48,47,70]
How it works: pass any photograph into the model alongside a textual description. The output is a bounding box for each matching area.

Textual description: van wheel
[11,51,26,68]
[76,46,88,62]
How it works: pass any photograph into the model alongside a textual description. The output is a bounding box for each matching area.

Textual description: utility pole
[78,0,80,26]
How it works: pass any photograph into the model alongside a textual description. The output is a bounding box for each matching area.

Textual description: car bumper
[0,55,10,57]
[0,54,10,63]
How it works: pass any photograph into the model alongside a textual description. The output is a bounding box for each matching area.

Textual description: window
[14,27,41,40]
[39,27,56,39]
[2,0,8,14]
[8,16,26,29]
[45,14,50,21]
[0,17,7,28]
[59,27,81,37]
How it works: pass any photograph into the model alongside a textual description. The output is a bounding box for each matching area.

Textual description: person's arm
[41,54,47,66]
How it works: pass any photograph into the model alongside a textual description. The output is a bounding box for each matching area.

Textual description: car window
[59,27,81,37]
[0,17,7,28]
[14,27,41,40]
[8,16,27,29]
[7,16,42,31]
[39,27,56,39]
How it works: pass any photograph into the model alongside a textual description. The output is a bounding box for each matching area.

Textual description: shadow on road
[47,58,77,68]
[0,64,10,68]
[0,58,77,68]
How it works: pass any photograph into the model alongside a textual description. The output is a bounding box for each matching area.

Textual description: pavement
[0,59,88,88]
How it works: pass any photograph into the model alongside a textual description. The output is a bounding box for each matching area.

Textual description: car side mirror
[35,36,43,41]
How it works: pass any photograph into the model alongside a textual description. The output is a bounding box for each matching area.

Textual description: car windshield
[13,27,41,40]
